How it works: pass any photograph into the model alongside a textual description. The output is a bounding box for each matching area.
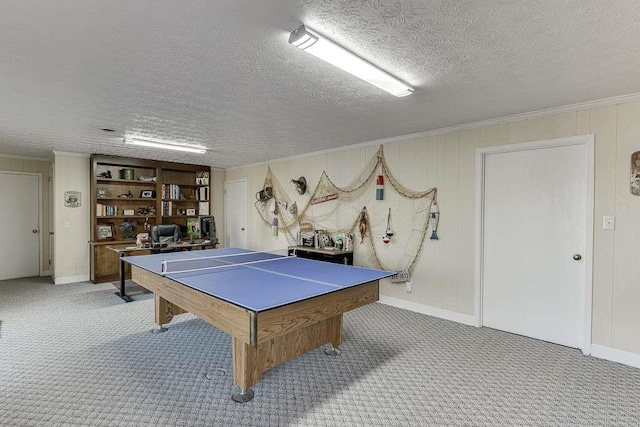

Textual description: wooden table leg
[230,314,344,402]
[152,293,187,333]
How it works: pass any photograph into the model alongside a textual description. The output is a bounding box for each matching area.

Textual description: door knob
[573,254,582,261]
[241,227,245,231]
[49,232,54,235]
[32,229,39,233]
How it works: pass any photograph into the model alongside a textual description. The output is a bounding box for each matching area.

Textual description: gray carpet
[1,277,639,426]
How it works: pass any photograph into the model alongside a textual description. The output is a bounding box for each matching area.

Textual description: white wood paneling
[553,112,578,138]
[577,109,591,135]
[497,123,508,146]
[457,129,479,314]
[527,116,554,141]
[612,101,640,354]
[479,125,498,148]
[589,105,618,346]
[442,132,460,310]
[508,120,527,144]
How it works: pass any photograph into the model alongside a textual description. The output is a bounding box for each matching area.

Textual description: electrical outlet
[64,221,70,228]
[405,280,412,293]
[603,216,615,230]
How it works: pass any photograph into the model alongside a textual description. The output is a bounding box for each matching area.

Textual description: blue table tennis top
[124,247,393,312]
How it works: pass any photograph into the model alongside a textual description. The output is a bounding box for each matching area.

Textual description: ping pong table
[124,247,393,402]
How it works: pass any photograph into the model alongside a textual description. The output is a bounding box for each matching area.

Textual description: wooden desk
[107,240,217,302]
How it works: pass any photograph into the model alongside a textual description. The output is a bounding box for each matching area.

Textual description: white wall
[224,98,640,359]
[53,152,90,284]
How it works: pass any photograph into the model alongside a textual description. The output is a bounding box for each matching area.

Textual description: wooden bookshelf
[89,154,211,283]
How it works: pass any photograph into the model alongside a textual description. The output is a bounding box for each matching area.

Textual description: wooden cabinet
[287,246,354,265]
[90,155,211,283]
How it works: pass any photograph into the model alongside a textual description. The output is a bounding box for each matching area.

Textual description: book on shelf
[162,201,173,216]
[198,201,209,215]
[96,203,117,216]
[197,186,209,201]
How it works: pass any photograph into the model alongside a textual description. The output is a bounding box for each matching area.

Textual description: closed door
[481,143,586,348]
[224,180,247,248]
[0,173,40,280]
[49,163,54,277]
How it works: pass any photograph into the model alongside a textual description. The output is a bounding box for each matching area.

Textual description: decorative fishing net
[255,146,437,277]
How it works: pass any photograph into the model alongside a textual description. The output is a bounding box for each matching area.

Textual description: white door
[49,163,55,277]
[224,180,247,248]
[0,172,41,280]
[481,142,587,348]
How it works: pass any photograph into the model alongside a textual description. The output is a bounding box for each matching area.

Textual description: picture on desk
[186,218,200,238]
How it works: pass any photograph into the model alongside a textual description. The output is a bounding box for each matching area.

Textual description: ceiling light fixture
[123,137,206,154]
[288,25,414,97]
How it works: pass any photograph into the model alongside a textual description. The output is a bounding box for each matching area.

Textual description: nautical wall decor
[254,146,439,282]
[631,151,640,196]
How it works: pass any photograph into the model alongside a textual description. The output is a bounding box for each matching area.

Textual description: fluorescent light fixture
[123,137,206,154]
[288,25,414,97]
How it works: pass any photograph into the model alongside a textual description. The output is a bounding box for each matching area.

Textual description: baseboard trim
[54,274,90,285]
[591,344,640,369]
[378,295,476,326]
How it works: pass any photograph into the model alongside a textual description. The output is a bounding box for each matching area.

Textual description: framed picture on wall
[96,224,114,240]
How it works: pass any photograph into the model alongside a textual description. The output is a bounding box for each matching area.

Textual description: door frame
[0,170,44,277]
[474,134,595,355]
[224,179,247,248]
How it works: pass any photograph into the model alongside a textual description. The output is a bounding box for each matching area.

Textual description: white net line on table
[255,146,437,277]
[159,252,283,275]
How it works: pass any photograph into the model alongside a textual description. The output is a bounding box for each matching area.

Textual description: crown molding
[0,153,50,161]
[52,151,91,158]
[227,91,640,171]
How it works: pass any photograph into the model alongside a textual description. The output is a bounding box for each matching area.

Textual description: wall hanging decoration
[291,177,307,195]
[64,191,81,208]
[429,201,440,240]
[383,208,393,244]
[118,220,138,239]
[254,146,438,283]
[631,151,640,196]
[376,175,384,200]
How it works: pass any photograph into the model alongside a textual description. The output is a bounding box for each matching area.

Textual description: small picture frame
[123,209,135,216]
[195,171,209,185]
[96,224,114,240]
[186,208,196,216]
[177,208,187,215]
[96,188,108,199]
[140,190,155,198]
[64,191,81,208]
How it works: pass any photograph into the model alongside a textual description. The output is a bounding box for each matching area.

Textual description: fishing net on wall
[255,146,437,277]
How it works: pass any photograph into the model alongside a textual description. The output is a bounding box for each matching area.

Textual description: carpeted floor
[1,277,639,426]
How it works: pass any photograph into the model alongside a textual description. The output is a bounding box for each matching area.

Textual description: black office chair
[150,224,181,245]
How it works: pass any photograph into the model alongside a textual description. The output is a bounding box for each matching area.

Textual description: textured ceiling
[1,0,639,168]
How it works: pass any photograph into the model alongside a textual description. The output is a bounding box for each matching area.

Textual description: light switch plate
[603,216,615,230]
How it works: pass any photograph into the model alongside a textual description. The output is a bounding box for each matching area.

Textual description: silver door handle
[49,232,54,235]
[573,254,582,261]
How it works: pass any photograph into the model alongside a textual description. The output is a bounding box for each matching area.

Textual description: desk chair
[150,224,181,253]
